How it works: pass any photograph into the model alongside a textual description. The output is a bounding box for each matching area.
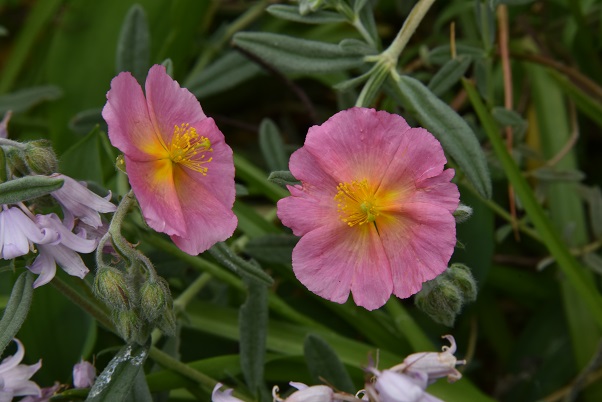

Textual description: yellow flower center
[168,123,213,175]
[334,179,381,227]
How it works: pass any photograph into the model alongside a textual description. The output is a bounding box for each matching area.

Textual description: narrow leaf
[233,32,365,74]
[185,51,263,99]
[428,56,471,96]
[491,107,528,138]
[0,272,34,356]
[391,76,492,198]
[267,170,300,188]
[0,86,62,114]
[259,119,289,172]
[208,242,274,285]
[116,4,150,83]
[69,108,103,135]
[583,253,602,275]
[87,342,150,402]
[304,334,355,393]
[267,5,346,24]
[245,234,298,265]
[239,278,269,396]
[0,175,64,204]
[530,167,585,182]
[124,370,153,402]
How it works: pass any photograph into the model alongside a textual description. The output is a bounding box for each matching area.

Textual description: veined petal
[378,204,456,298]
[125,157,186,237]
[36,214,97,253]
[0,339,25,373]
[410,169,459,213]
[102,71,165,160]
[43,244,90,280]
[303,108,408,184]
[170,165,237,255]
[27,247,57,288]
[292,223,392,310]
[1,208,45,259]
[145,65,206,147]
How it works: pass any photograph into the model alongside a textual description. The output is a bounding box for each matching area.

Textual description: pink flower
[0,339,42,402]
[272,382,334,402]
[72,359,96,388]
[102,65,237,255]
[212,383,244,402]
[277,108,459,310]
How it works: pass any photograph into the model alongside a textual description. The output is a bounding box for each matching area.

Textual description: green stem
[174,272,212,312]
[234,154,289,202]
[385,298,433,351]
[463,79,602,330]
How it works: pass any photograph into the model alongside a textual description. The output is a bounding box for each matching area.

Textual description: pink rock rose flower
[102,65,237,255]
[277,108,459,310]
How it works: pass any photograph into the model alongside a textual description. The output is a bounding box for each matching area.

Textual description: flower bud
[73,359,96,388]
[453,203,473,223]
[4,146,29,177]
[23,140,58,175]
[415,277,462,327]
[156,306,176,336]
[93,266,131,310]
[139,278,170,322]
[115,309,139,342]
[448,263,477,302]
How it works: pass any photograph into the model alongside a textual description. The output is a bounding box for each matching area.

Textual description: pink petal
[28,248,57,288]
[145,65,207,146]
[102,71,162,160]
[292,223,392,310]
[302,108,409,183]
[410,169,460,213]
[170,165,237,255]
[277,148,340,237]
[378,204,456,298]
[124,157,186,237]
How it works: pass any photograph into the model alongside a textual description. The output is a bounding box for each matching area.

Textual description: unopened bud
[93,267,131,310]
[73,359,96,388]
[453,204,473,223]
[115,309,139,342]
[299,0,328,15]
[23,140,58,175]
[156,306,176,336]
[139,278,170,322]
[415,277,462,327]
[5,147,28,177]
[448,263,477,302]
[116,155,127,175]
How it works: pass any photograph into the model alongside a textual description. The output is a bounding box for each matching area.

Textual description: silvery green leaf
[209,242,274,285]
[69,108,103,135]
[235,184,249,197]
[267,4,346,24]
[492,107,528,138]
[428,56,472,96]
[233,32,365,74]
[304,334,355,393]
[428,44,484,65]
[0,86,62,114]
[185,51,263,99]
[245,234,299,265]
[161,58,173,77]
[116,4,150,84]
[390,76,492,198]
[0,175,64,204]
[474,0,495,47]
[267,170,300,188]
[353,0,370,13]
[260,119,289,172]
[579,186,602,238]
[530,167,585,182]
[338,38,377,55]
[333,71,371,92]
[583,253,602,275]
[0,272,34,356]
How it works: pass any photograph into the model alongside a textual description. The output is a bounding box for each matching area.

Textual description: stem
[385,298,433,351]
[381,0,436,61]
[0,137,26,150]
[173,272,212,312]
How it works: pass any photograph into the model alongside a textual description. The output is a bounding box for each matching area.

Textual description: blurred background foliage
[1,0,602,401]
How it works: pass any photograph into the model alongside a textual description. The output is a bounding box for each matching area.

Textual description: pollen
[334,179,380,227]
[168,123,213,175]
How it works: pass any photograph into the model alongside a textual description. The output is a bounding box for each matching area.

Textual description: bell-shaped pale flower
[367,370,443,402]
[0,206,56,260]
[273,382,335,402]
[0,339,42,402]
[394,335,465,384]
[50,174,116,229]
[211,383,244,402]
[73,359,96,388]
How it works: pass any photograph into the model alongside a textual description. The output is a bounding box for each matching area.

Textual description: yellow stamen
[334,179,380,227]
[168,123,213,175]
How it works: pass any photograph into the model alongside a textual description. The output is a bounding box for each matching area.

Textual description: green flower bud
[4,147,29,177]
[93,267,131,310]
[156,306,176,337]
[453,203,473,223]
[415,278,463,327]
[115,309,139,342]
[23,140,58,175]
[139,278,170,322]
[448,263,478,302]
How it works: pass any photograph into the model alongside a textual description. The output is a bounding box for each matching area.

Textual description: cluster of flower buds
[213,335,465,402]
[0,112,117,288]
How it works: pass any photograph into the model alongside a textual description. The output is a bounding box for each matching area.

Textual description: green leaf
[185,51,263,99]
[391,76,492,198]
[579,186,602,238]
[491,107,528,138]
[245,234,298,265]
[232,32,365,74]
[428,44,485,65]
[68,108,104,135]
[304,334,355,393]
[0,272,34,356]
[124,370,153,402]
[0,175,63,204]
[239,278,268,396]
[259,119,288,172]
[116,4,150,83]
[338,38,377,56]
[267,170,300,189]
[428,56,472,96]
[583,253,602,275]
[266,5,346,24]
[530,167,585,182]
[208,242,274,285]
[0,86,62,114]
[235,154,289,202]
[87,342,150,402]
[547,69,602,128]
[60,126,112,185]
